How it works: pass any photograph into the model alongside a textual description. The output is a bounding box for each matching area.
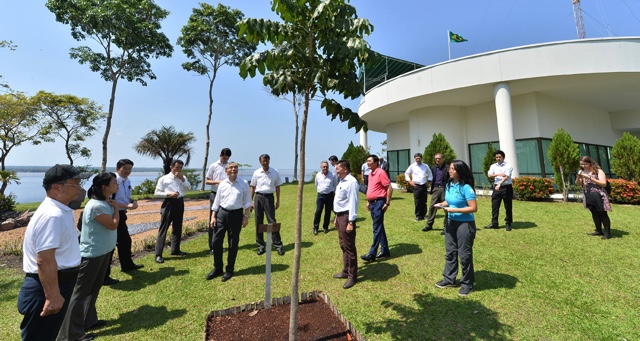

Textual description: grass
[1,183,639,340]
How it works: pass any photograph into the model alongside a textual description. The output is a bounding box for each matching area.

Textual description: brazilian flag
[449,31,468,43]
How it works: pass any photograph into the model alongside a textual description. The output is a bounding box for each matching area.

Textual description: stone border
[205,290,366,341]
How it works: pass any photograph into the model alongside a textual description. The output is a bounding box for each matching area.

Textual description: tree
[0,41,17,91]
[482,142,497,187]
[380,139,387,155]
[177,3,256,190]
[0,92,49,194]
[134,126,196,175]
[548,128,580,202]
[238,1,374,338]
[423,133,457,165]
[611,132,640,182]
[341,141,369,183]
[46,0,174,172]
[34,91,106,166]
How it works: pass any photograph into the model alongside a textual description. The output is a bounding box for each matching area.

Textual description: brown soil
[207,298,351,341]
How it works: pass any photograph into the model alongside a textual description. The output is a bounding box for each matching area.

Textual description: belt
[336,211,348,216]
[165,197,184,200]
[255,192,273,196]
[26,267,79,283]
[368,198,385,203]
[319,191,334,195]
[211,191,217,194]
[415,183,426,186]
[433,184,444,187]
[220,207,242,212]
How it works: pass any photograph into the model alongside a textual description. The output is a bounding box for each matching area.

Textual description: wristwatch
[349,220,356,225]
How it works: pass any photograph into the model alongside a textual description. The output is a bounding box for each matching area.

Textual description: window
[387,149,410,181]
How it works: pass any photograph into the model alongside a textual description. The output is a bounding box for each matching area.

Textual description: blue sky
[1,0,638,171]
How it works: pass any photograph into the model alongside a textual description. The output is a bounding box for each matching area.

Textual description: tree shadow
[237,241,313,251]
[96,304,187,337]
[109,267,188,292]
[0,278,20,303]
[388,243,422,258]
[235,263,289,276]
[509,221,537,230]
[610,229,629,238]
[364,292,514,340]
[474,270,519,292]
[358,262,400,282]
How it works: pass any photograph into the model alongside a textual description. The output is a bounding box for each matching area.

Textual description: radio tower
[572,0,586,38]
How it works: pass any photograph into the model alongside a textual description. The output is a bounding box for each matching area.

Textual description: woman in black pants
[576,156,612,239]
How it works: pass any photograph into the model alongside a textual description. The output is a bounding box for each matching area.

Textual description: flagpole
[447,30,451,60]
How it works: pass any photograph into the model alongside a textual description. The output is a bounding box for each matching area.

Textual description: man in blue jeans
[361,155,393,262]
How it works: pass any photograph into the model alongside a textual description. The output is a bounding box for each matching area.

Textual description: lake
[7,170,312,204]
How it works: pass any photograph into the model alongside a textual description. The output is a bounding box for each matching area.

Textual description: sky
[1,0,639,172]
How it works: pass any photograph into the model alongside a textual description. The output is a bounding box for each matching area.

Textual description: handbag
[359,183,368,195]
[604,180,612,195]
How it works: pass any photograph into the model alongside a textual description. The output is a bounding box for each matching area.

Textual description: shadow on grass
[611,228,629,238]
[109,267,188,292]
[98,304,187,337]
[474,270,518,292]
[359,262,400,282]
[235,263,289,276]
[364,293,513,340]
[237,241,313,252]
[388,243,422,258]
[511,221,537,229]
[0,278,20,303]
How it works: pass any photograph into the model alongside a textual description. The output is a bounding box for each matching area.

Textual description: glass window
[469,142,499,187]
[516,139,541,177]
[387,149,410,181]
[540,139,553,178]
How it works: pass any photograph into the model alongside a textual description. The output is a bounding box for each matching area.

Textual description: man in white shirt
[485,150,514,231]
[314,161,338,235]
[250,154,285,256]
[361,162,371,185]
[405,153,433,223]
[328,155,338,177]
[206,162,252,282]
[205,148,231,254]
[332,159,359,289]
[154,160,191,263]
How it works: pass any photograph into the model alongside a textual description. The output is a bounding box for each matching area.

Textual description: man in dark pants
[313,161,337,235]
[250,154,285,255]
[154,160,191,263]
[485,150,514,231]
[205,148,231,254]
[18,164,85,341]
[332,160,359,289]
[424,153,450,233]
[380,157,390,178]
[361,155,393,262]
[206,162,252,282]
[404,153,433,223]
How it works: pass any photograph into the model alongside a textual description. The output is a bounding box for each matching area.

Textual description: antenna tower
[572,0,586,38]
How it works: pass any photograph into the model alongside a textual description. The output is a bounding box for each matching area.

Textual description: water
[6,170,312,204]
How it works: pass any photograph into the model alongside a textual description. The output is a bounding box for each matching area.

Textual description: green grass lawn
[1,183,638,340]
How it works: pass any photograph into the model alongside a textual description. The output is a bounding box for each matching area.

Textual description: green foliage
[610,132,640,182]
[134,126,196,175]
[395,173,413,192]
[341,141,369,180]
[482,142,497,185]
[513,176,555,200]
[0,40,17,90]
[0,193,17,211]
[132,179,157,196]
[423,133,457,165]
[548,128,580,202]
[608,178,640,204]
[183,168,201,191]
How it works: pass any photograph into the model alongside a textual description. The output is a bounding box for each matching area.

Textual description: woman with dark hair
[576,156,612,239]
[434,160,477,298]
[59,173,121,341]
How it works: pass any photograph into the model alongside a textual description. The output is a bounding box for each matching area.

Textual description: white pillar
[493,82,519,178]
[359,129,368,150]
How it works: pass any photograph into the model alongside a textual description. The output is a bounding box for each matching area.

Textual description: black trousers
[336,212,357,279]
[212,207,243,274]
[104,210,134,278]
[413,184,428,219]
[313,191,334,230]
[254,193,283,250]
[491,184,513,225]
[208,191,217,251]
[155,198,184,256]
[427,186,448,228]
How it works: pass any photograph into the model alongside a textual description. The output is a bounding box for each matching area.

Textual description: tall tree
[34,91,106,166]
[0,92,50,194]
[548,128,580,202]
[177,3,256,190]
[46,0,174,172]
[610,132,640,182]
[134,126,196,175]
[238,1,374,338]
[423,133,457,165]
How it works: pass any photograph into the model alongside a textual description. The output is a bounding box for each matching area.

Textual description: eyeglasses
[62,183,82,188]
[435,158,442,160]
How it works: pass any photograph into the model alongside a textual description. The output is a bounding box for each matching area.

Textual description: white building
[358,37,640,184]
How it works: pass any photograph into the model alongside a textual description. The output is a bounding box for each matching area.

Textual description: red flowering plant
[395,174,414,192]
[513,176,555,200]
[608,179,640,205]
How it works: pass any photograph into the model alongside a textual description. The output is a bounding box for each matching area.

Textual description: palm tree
[134,126,196,174]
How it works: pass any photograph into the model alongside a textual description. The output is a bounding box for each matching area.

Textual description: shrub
[548,128,580,202]
[0,193,17,212]
[513,176,555,200]
[395,174,413,192]
[611,132,640,181]
[608,179,640,205]
[133,179,157,195]
[423,133,457,164]
[341,141,368,178]
[482,142,497,186]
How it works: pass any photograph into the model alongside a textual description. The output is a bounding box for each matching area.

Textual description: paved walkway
[127,205,209,236]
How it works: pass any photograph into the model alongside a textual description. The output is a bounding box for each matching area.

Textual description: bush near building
[608,179,640,205]
[395,174,413,192]
[513,176,554,200]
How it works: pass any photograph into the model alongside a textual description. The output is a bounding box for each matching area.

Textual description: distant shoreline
[6,166,164,173]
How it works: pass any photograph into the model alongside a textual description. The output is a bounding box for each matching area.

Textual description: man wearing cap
[17,165,86,341]
[154,160,190,264]
[205,148,231,255]
[250,154,285,256]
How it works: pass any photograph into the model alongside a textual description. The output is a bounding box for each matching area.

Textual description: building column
[493,82,519,178]
[359,129,368,150]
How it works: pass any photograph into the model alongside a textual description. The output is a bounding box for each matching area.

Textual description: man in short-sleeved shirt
[313,161,338,235]
[333,160,359,289]
[405,153,433,223]
[485,150,514,231]
[361,155,393,262]
[250,154,285,255]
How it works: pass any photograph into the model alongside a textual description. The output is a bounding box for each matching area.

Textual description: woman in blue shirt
[434,160,477,298]
[59,173,121,341]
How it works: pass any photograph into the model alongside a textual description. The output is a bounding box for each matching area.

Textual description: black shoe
[435,280,456,288]
[360,253,376,262]
[333,272,348,279]
[170,251,187,256]
[122,264,144,272]
[343,278,357,289]
[75,333,96,341]
[103,277,119,286]
[257,249,266,255]
[324,228,329,234]
[209,249,215,255]
[484,223,499,229]
[221,272,233,282]
[313,228,319,235]
[87,319,107,330]
[155,256,164,264]
[458,286,473,298]
[376,251,391,259]
[278,248,285,256]
[422,225,433,232]
[601,235,611,240]
[414,217,424,222]
[206,268,223,280]
[588,231,603,236]
[440,230,445,235]
[506,224,512,231]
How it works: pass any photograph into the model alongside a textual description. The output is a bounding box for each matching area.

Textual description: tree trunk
[560,166,568,202]
[101,78,119,172]
[201,78,214,191]
[293,97,299,182]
